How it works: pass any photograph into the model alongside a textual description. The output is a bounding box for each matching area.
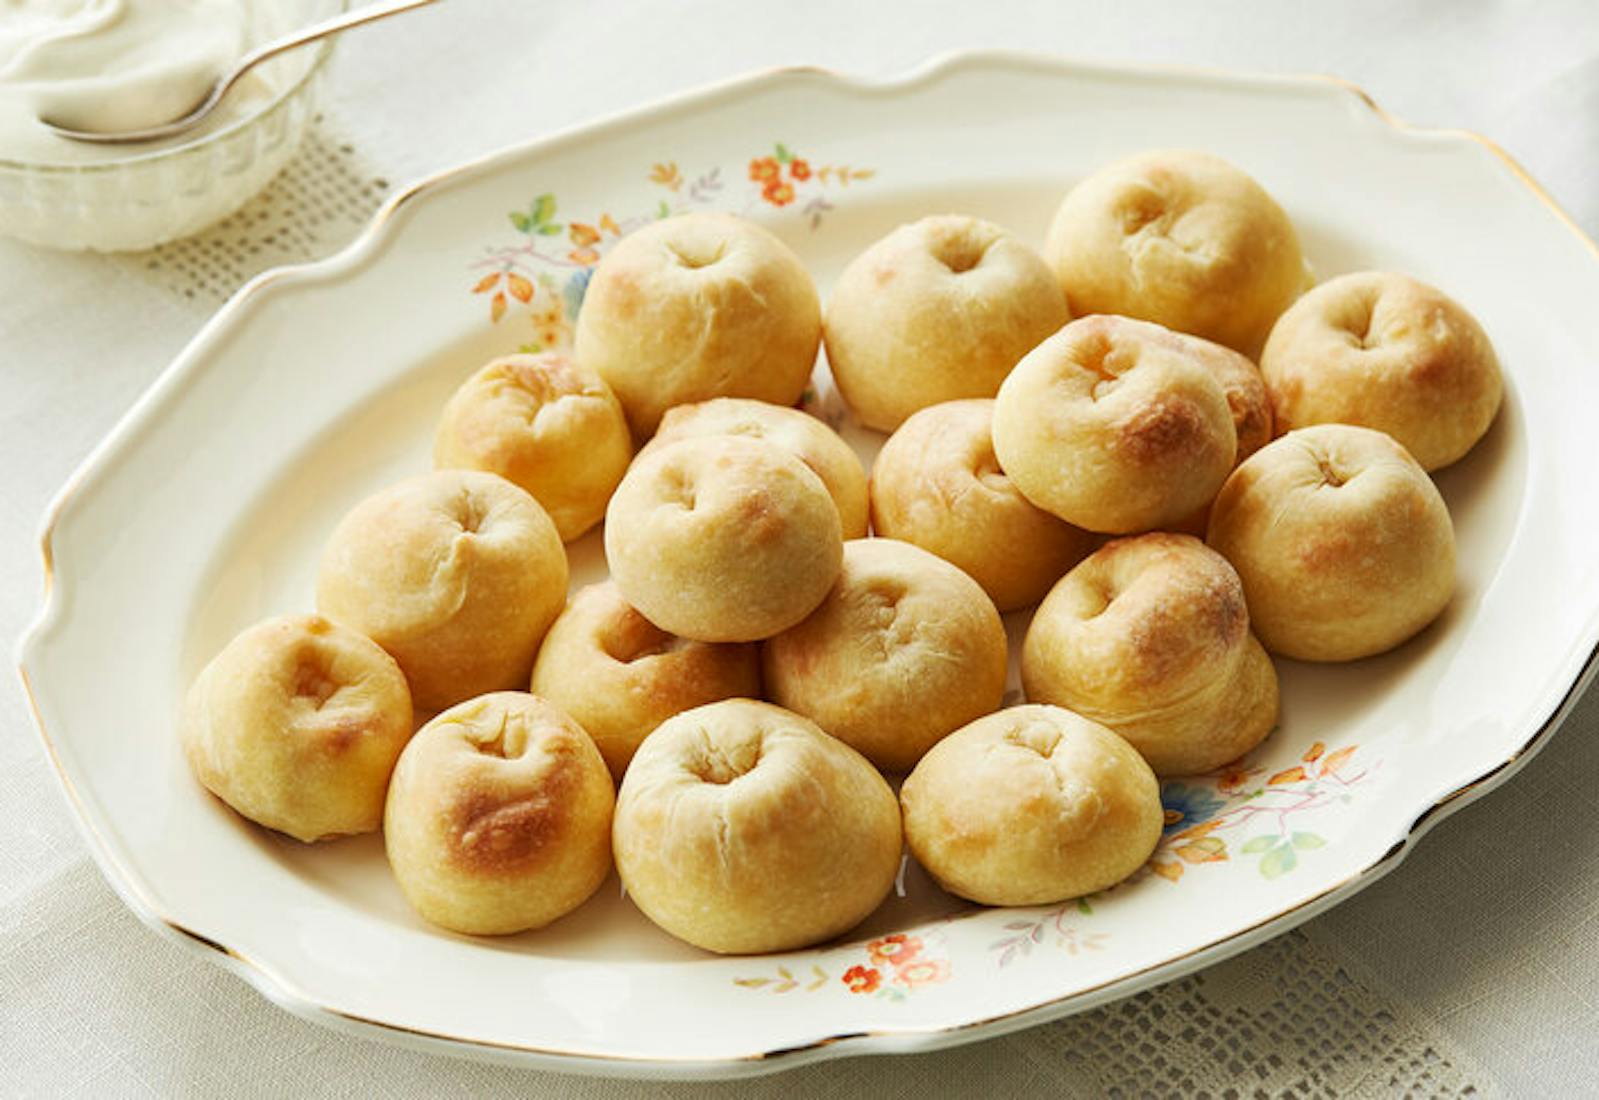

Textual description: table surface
[4,2,1598,1096]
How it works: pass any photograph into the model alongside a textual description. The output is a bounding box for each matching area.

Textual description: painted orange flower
[893,958,951,988]
[842,965,880,994]
[762,180,795,206]
[867,933,922,969]
[789,158,812,181]
[748,156,781,183]
[1216,764,1263,794]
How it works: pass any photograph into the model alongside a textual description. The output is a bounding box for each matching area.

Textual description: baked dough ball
[1260,271,1502,471]
[433,352,632,541]
[613,699,901,953]
[869,399,1093,611]
[180,614,413,843]
[529,581,761,781]
[824,214,1070,431]
[901,705,1161,906]
[1176,329,1273,464]
[317,470,568,712]
[993,315,1237,533]
[385,692,614,935]
[1166,330,1275,534]
[605,436,842,643]
[762,538,1008,772]
[641,397,868,539]
[573,212,821,437]
[1207,424,1456,661]
[1044,149,1307,353]
[1021,534,1277,775]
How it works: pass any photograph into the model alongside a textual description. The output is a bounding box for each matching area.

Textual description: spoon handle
[218,0,443,102]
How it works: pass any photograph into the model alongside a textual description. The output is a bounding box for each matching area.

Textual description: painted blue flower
[563,266,593,321]
[1160,783,1227,836]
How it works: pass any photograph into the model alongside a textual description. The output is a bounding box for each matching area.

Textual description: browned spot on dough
[316,714,370,755]
[449,754,579,873]
[597,266,645,321]
[1294,528,1359,574]
[1201,577,1249,648]
[1114,397,1211,462]
[737,489,787,546]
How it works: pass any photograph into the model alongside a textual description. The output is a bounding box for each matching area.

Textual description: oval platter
[18,51,1599,1078]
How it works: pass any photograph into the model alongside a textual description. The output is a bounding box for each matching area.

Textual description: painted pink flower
[893,958,951,988]
[867,933,923,969]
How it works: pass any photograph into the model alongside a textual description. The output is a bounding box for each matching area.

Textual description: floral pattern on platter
[466,145,875,353]
[734,932,953,1000]
[989,898,1108,969]
[1149,741,1371,883]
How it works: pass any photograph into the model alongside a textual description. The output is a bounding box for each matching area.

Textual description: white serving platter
[18,52,1599,1078]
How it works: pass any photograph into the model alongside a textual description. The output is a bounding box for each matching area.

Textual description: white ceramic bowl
[0,1,340,253]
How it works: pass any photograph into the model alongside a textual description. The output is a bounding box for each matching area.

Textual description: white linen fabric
[3,2,1596,1095]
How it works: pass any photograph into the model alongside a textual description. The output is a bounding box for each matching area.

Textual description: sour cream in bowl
[0,0,341,251]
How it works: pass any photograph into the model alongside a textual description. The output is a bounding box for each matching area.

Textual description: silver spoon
[43,0,441,144]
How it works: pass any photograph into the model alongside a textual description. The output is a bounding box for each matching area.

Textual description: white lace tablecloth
[4,3,1597,1096]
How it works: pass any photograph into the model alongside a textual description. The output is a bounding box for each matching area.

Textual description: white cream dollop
[0,0,283,164]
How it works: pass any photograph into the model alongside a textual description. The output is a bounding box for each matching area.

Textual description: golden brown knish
[433,352,632,541]
[573,211,821,437]
[1207,424,1456,661]
[384,692,615,936]
[870,399,1093,610]
[604,435,842,643]
[1043,148,1308,354]
[640,397,868,539]
[1260,271,1502,471]
[762,538,1008,772]
[901,705,1162,906]
[180,614,413,843]
[316,470,568,713]
[529,580,761,781]
[1163,327,1275,534]
[1022,533,1277,775]
[823,214,1070,431]
[993,315,1237,534]
[612,699,901,954]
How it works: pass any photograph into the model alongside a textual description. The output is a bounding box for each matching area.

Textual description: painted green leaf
[532,193,557,225]
[1259,842,1298,879]
[657,199,671,219]
[536,223,563,236]
[1241,835,1278,855]
[775,142,793,163]
[1291,832,1326,850]
[508,211,532,232]
[1077,897,1094,916]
